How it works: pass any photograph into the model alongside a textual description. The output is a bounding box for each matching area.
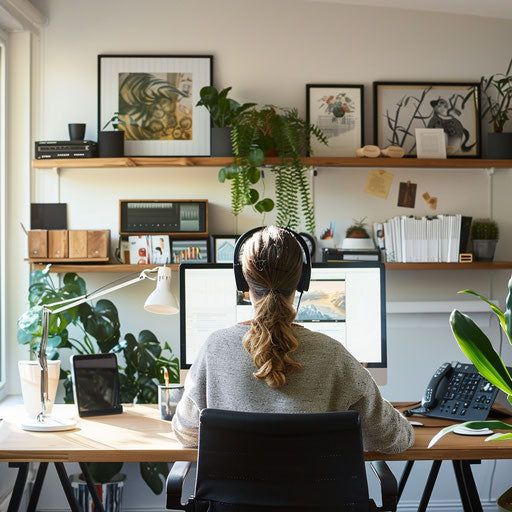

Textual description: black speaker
[30,203,67,230]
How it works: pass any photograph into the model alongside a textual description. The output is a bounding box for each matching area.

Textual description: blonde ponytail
[240,226,304,388]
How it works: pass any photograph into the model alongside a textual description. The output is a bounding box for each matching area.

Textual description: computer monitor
[180,262,387,382]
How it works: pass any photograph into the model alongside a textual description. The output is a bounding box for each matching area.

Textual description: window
[0,37,6,397]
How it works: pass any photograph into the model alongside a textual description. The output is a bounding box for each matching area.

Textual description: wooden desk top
[1,403,512,463]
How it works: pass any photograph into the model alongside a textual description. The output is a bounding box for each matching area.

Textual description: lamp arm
[47,269,157,314]
[36,268,158,423]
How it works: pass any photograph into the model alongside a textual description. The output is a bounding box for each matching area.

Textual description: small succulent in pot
[471,218,499,240]
[471,218,499,262]
[341,218,375,250]
[345,218,371,239]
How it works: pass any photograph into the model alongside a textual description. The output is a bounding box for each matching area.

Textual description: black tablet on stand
[70,354,123,417]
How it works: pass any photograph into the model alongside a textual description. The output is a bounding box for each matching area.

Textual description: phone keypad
[432,363,499,421]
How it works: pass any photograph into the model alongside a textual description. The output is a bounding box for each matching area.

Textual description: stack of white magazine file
[376,215,463,263]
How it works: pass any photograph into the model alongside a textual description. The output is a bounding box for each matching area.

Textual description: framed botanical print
[374,82,481,158]
[211,235,239,264]
[171,238,209,264]
[306,84,364,156]
[98,55,213,157]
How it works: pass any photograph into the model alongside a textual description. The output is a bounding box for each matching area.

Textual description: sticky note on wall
[364,169,394,199]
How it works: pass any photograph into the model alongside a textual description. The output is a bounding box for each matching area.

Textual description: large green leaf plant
[430,277,512,447]
[17,267,179,494]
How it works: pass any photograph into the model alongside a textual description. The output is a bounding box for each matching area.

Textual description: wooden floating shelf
[32,157,512,170]
[385,262,512,270]
[30,262,512,273]
[31,263,180,273]
[28,257,109,263]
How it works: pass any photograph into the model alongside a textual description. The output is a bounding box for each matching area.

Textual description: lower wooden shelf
[31,263,180,273]
[30,261,512,273]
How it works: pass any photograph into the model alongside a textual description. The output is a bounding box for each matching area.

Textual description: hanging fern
[210,86,327,230]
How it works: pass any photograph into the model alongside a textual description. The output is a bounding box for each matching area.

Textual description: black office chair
[167,409,398,511]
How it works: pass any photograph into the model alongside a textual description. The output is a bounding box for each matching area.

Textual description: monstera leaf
[140,462,169,495]
[79,299,120,352]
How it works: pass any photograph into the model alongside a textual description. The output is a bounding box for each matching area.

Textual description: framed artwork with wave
[98,55,213,156]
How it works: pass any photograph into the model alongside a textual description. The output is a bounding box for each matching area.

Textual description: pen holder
[158,384,184,421]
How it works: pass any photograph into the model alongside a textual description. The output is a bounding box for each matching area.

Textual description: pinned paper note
[422,191,438,210]
[364,169,394,199]
[397,181,417,208]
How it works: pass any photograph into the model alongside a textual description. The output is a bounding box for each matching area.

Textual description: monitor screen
[180,262,386,369]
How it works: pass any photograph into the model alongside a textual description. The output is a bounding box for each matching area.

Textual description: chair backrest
[193,409,371,511]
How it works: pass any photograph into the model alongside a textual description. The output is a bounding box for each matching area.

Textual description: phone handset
[421,362,453,410]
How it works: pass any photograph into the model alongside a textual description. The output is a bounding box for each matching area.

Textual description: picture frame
[306,84,364,157]
[415,128,447,159]
[211,235,239,264]
[171,238,209,264]
[373,82,481,158]
[98,55,213,157]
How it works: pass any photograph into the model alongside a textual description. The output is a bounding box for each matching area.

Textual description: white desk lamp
[22,266,178,432]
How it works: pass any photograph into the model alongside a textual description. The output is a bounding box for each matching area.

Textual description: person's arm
[350,375,415,454]
[171,343,208,448]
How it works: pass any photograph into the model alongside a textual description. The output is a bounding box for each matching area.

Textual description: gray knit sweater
[172,324,414,453]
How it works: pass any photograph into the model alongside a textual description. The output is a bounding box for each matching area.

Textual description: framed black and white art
[373,82,481,158]
[306,84,364,156]
[211,235,239,264]
[98,55,213,156]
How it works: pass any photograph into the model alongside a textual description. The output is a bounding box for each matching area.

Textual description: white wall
[7,0,512,509]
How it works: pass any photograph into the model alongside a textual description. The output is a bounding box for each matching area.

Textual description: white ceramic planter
[18,360,60,418]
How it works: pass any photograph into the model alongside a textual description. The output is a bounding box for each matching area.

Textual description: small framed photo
[149,235,171,264]
[306,84,364,156]
[211,235,239,264]
[98,55,213,157]
[373,82,481,157]
[415,128,447,159]
[171,239,209,264]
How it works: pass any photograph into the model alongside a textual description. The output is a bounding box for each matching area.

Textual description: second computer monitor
[180,262,386,373]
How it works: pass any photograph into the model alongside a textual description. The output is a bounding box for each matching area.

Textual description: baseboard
[35,499,500,512]
[397,498,498,511]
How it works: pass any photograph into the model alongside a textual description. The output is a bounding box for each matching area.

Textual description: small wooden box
[87,230,110,259]
[69,230,88,258]
[28,230,48,258]
[48,230,68,259]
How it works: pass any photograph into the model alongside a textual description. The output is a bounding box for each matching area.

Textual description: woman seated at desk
[172,226,414,453]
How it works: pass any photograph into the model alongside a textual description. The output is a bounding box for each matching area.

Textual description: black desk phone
[405,362,499,421]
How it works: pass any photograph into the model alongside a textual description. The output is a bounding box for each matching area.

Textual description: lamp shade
[144,266,179,315]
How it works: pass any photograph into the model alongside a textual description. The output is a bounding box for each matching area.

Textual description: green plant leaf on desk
[428,420,512,448]
[458,289,511,344]
[486,432,512,442]
[450,310,512,396]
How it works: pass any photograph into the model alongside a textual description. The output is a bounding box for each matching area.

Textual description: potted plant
[98,113,126,158]
[196,86,255,156]
[428,279,512,509]
[341,218,375,250]
[219,105,327,234]
[471,218,499,261]
[17,267,180,510]
[469,58,512,158]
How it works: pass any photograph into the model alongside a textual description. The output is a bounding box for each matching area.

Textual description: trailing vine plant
[217,104,327,234]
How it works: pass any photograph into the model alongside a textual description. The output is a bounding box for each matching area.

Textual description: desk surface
[1,403,512,463]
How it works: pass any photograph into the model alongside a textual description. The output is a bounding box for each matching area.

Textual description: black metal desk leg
[398,460,414,501]
[453,460,473,511]
[54,462,82,512]
[79,462,106,512]
[460,461,483,512]
[27,462,49,512]
[7,462,29,512]
[417,460,442,512]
